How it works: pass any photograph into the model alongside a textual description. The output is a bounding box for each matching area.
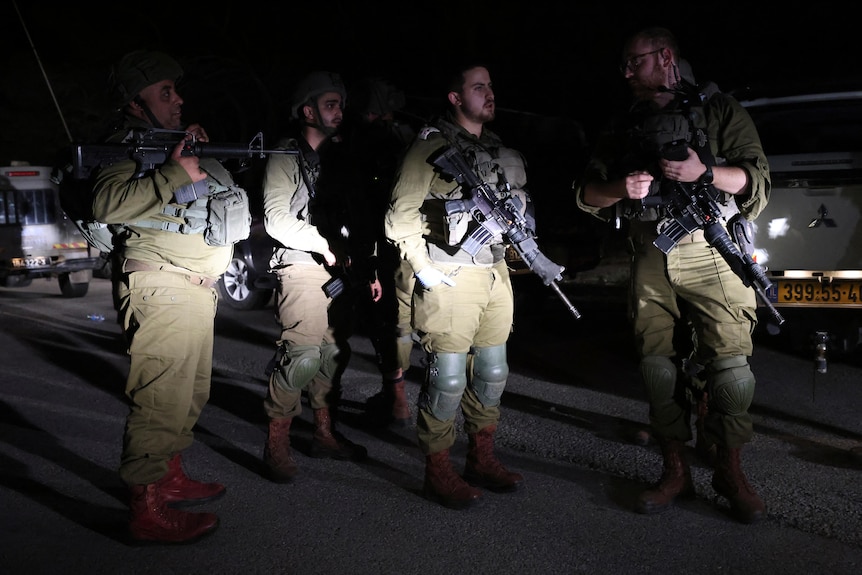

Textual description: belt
[123,259,219,289]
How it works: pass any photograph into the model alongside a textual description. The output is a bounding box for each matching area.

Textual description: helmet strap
[303,102,337,138]
[133,95,164,130]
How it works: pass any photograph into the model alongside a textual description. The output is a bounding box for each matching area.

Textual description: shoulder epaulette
[419,126,440,140]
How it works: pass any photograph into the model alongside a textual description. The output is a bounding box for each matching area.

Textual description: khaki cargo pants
[117,270,218,486]
[413,259,514,453]
[632,235,757,445]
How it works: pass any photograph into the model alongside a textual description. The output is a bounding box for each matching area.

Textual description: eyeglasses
[619,48,663,74]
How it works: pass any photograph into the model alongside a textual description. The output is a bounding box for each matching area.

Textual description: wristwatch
[702,166,714,184]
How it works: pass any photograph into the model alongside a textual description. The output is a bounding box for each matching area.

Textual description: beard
[465,101,495,124]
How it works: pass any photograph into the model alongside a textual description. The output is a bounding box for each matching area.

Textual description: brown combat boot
[464,425,524,492]
[712,446,766,524]
[389,377,411,425]
[155,453,225,506]
[636,439,696,514]
[694,391,717,466]
[264,417,298,483]
[310,407,368,461]
[128,483,219,544]
[423,449,482,510]
[364,375,411,429]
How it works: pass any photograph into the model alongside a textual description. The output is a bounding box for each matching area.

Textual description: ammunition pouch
[77,221,116,254]
[204,187,251,246]
[132,186,251,246]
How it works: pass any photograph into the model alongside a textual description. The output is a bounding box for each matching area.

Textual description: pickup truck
[740,88,862,360]
[0,164,100,297]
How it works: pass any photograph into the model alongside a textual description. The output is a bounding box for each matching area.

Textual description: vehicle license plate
[11,256,49,268]
[767,280,862,306]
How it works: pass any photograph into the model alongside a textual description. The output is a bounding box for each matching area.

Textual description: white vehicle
[0,164,100,297]
[740,89,862,358]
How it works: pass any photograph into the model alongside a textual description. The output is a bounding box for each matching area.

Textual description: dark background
[1,1,858,167]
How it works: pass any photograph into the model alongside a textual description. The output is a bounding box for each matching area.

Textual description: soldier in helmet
[345,77,418,429]
[91,50,252,543]
[261,70,374,482]
[576,27,771,524]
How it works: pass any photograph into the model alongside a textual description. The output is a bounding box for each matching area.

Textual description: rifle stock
[430,145,581,320]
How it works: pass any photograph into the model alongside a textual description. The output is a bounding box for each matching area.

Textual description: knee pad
[423,352,468,421]
[319,342,349,381]
[272,345,321,392]
[640,355,677,404]
[470,344,508,407]
[707,355,755,417]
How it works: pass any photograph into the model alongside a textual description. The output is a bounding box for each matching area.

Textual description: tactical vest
[63,150,250,254]
[620,80,739,225]
[420,120,531,265]
[127,158,250,247]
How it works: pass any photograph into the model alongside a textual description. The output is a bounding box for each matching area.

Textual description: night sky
[1,1,858,166]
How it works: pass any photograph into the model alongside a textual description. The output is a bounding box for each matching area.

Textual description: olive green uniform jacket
[91,116,243,486]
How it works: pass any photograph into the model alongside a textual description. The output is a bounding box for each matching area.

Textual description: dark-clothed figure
[575,27,771,524]
[346,77,417,428]
[261,71,376,482]
[385,64,528,509]
[92,50,248,543]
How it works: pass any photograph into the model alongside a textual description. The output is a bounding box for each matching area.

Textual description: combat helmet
[353,77,405,117]
[111,50,183,107]
[290,71,347,119]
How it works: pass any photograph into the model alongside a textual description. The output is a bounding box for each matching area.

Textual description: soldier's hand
[625,171,653,200]
[369,278,383,302]
[320,247,337,267]
[185,123,209,143]
[415,267,455,288]
[659,147,704,182]
[172,139,207,183]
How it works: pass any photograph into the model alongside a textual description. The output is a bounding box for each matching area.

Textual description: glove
[415,267,456,288]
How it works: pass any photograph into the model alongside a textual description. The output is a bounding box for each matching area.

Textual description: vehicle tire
[217,256,272,310]
[59,273,89,298]
[1,275,33,288]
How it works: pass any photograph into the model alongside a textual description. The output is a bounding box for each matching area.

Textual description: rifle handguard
[532,254,564,286]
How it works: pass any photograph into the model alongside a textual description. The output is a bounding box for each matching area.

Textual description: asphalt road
[1,276,861,575]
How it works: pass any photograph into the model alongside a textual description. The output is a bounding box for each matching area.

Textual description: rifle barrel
[549,281,582,320]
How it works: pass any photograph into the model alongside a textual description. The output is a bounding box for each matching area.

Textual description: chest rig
[423,121,529,251]
[619,80,724,223]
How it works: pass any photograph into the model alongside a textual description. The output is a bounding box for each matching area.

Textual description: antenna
[13,0,73,143]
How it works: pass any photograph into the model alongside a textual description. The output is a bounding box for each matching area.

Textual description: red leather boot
[424,449,482,510]
[464,425,524,492]
[636,439,696,514]
[264,417,298,482]
[155,453,225,506]
[128,483,219,544]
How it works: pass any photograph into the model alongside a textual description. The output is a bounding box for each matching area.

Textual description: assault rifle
[429,145,581,320]
[67,128,299,180]
[650,174,785,327]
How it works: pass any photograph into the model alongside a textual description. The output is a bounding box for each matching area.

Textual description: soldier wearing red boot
[385,63,528,509]
[576,27,770,524]
[91,50,241,543]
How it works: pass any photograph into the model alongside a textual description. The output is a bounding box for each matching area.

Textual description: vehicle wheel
[1,275,33,288]
[59,273,90,298]
[217,257,272,310]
